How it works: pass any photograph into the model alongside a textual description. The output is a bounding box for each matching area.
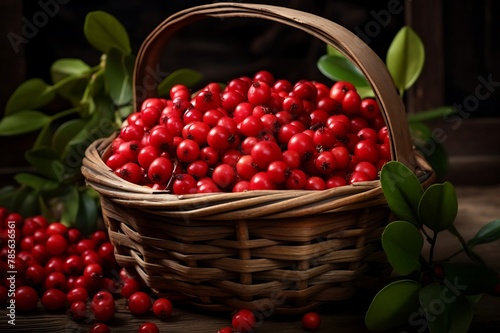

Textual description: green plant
[0,11,202,234]
[364,161,500,333]
[317,26,453,179]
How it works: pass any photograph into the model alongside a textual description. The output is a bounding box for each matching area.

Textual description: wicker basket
[81,3,435,315]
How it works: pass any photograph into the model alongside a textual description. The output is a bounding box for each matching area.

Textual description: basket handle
[133,2,416,170]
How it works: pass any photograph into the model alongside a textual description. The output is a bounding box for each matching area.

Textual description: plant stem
[441,248,464,262]
[429,230,438,264]
[50,107,80,121]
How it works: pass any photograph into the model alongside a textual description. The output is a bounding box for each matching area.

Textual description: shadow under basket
[81,3,436,315]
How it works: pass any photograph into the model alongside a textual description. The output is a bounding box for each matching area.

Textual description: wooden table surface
[1,185,499,332]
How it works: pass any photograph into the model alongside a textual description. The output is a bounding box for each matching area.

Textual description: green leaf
[84,11,131,54]
[467,219,500,247]
[441,262,499,295]
[33,121,53,149]
[0,110,51,136]
[419,282,451,333]
[50,59,92,105]
[407,106,455,123]
[25,148,66,181]
[448,295,474,333]
[317,55,370,88]
[51,58,91,83]
[14,173,60,191]
[75,190,98,236]
[380,161,424,225]
[357,86,375,99]
[61,187,79,227]
[365,279,422,331]
[157,68,204,98]
[5,78,56,115]
[63,97,117,176]
[409,121,433,141]
[418,182,457,232]
[10,187,41,218]
[448,225,485,266]
[0,186,17,209]
[386,26,425,95]
[52,119,88,157]
[326,44,344,57]
[117,105,133,119]
[104,48,135,105]
[382,221,424,275]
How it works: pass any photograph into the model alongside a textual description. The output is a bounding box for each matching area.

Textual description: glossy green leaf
[0,110,51,136]
[380,161,424,225]
[75,190,98,236]
[317,55,370,88]
[415,139,449,181]
[386,26,425,95]
[84,11,131,54]
[382,221,424,275]
[51,58,91,83]
[419,282,451,333]
[441,262,499,295]
[5,78,56,115]
[104,48,135,106]
[407,106,455,123]
[467,219,500,247]
[61,187,79,226]
[418,182,457,232]
[52,119,88,157]
[365,279,422,331]
[25,148,66,181]
[157,68,204,98]
[14,173,60,191]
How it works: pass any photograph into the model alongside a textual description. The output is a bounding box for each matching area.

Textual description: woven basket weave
[81,3,435,315]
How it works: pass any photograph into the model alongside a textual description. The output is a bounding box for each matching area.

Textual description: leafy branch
[365,161,500,333]
[0,11,202,234]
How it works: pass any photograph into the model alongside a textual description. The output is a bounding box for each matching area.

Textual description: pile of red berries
[0,207,171,333]
[106,71,391,194]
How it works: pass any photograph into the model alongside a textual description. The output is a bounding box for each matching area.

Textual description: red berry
[89,323,111,333]
[249,172,278,190]
[41,288,67,311]
[91,290,115,322]
[247,81,272,106]
[138,322,160,333]
[232,309,256,333]
[67,287,89,305]
[251,140,282,169]
[127,291,152,315]
[148,157,174,185]
[302,311,321,331]
[152,297,173,320]
[69,300,88,321]
[14,286,39,312]
[45,234,68,256]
